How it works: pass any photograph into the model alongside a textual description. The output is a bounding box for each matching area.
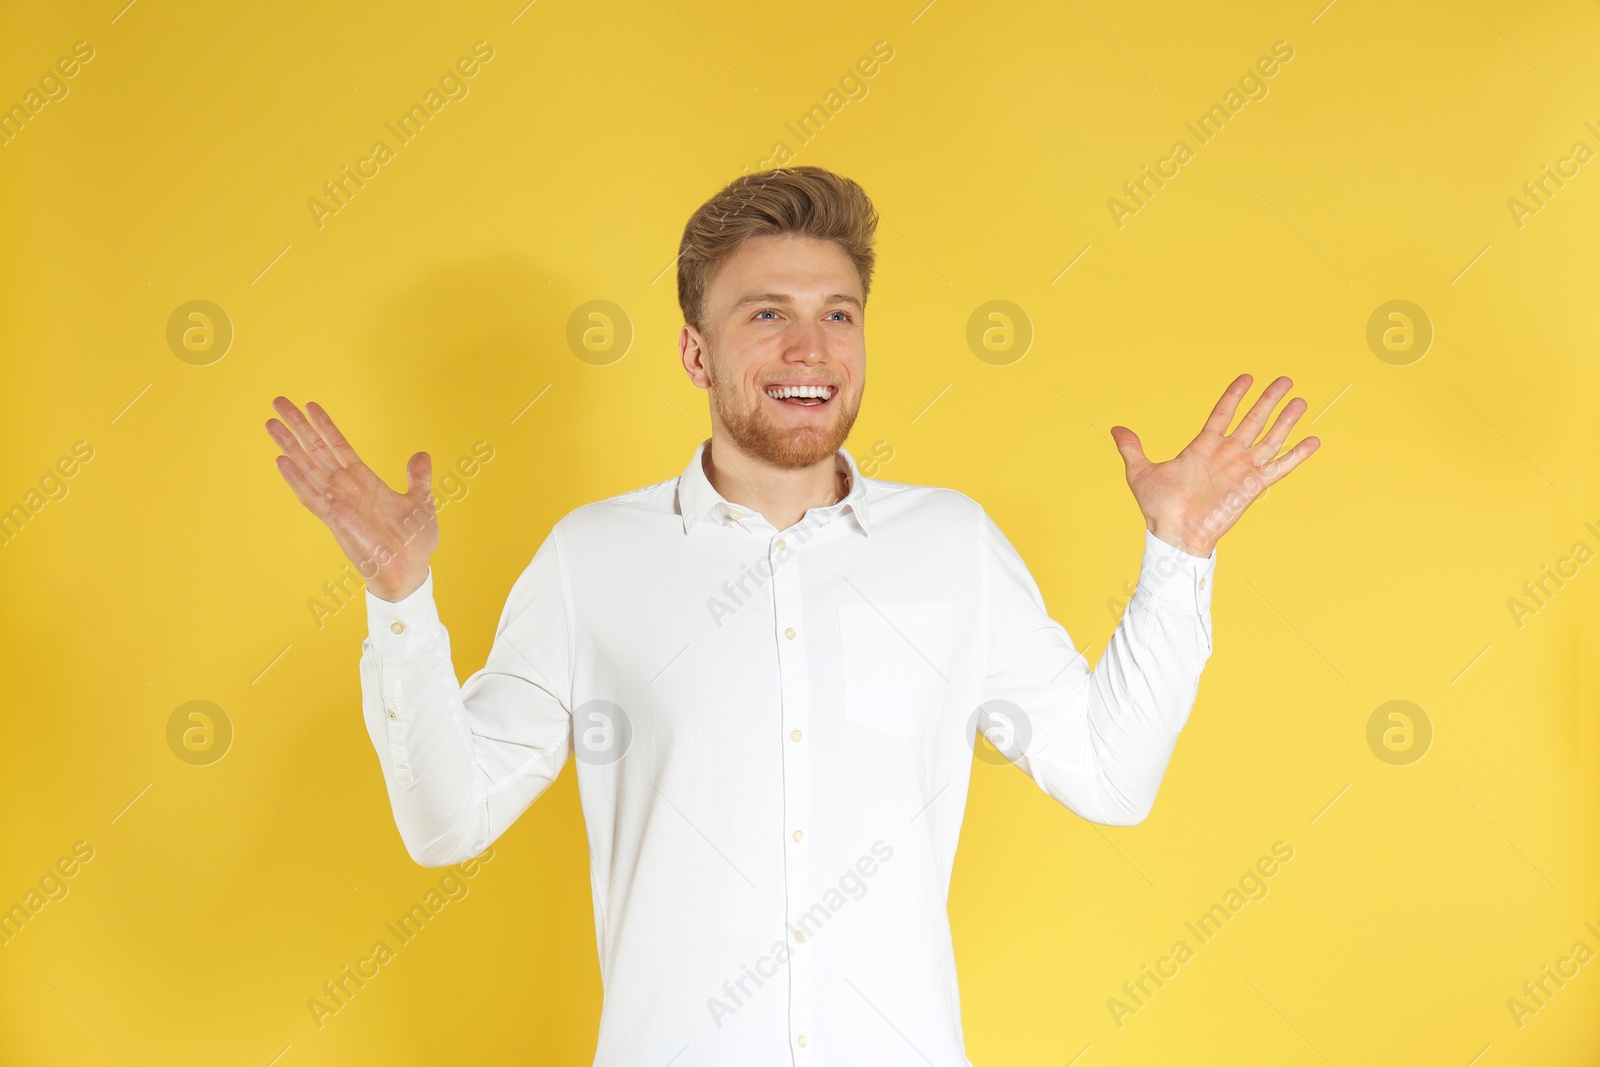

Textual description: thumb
[405,451,433,500]
[1109,426,1149,475]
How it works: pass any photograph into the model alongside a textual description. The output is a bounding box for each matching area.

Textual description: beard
[705,348,861,471]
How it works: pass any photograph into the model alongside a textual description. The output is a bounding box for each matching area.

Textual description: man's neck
[704,439,848,531]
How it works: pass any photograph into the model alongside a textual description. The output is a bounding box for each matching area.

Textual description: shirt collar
[677,436,872,536]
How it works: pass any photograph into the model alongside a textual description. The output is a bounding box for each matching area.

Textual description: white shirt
[360,437,1216,1066]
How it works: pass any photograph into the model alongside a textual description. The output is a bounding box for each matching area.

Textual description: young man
[265,165,1318,1065]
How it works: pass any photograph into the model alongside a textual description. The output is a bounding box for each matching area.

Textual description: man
[265,165,1318,1065]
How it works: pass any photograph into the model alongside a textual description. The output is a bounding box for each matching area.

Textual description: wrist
[1147,517,1213,558]
[369,565,430,604]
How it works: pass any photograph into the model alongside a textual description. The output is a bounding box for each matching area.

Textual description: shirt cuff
[1134,528,1215,614]
[365,567,442,656]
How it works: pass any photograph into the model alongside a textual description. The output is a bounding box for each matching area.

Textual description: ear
[680,324,712,389]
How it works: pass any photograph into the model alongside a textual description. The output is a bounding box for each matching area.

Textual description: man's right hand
[265,397,438,603]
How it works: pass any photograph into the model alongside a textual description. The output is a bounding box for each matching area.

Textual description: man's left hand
[1110,373,1321,558]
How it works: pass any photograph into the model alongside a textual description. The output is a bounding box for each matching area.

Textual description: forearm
[1074,589,1209,822]
[359,555,575,866]
[360,641,494,866]
[1010,530,1215,825]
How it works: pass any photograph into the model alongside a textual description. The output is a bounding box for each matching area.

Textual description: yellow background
[2,0,1597,1063]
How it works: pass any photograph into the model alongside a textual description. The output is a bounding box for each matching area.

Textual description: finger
[404,452,433,501]
[1259,435,1321,486]
[1201,374,1254,437]
[272,396,342,477]
[272,453,330,518]
[1232,375,1293,444]
[305,401,361,467]
[265,416,330,494]
[1252,396,1308,462]
[1109,425,1150,477]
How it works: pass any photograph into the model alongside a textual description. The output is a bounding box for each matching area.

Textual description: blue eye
[755,309,778,320]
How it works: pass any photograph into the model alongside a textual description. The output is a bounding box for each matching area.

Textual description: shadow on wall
[241,249,604,1056]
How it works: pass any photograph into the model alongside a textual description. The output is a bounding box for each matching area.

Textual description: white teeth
[765,384,835,400]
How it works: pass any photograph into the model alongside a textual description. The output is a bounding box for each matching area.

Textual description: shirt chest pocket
[837,602,953,739]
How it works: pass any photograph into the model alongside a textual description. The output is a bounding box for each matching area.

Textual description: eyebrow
[731,292,863,311]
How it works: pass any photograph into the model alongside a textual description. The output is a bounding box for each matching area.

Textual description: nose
[784,317,827,364]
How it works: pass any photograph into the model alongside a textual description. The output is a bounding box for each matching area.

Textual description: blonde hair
[676,166,879,336]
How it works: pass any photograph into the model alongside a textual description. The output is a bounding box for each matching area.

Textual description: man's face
[680,234,865,470]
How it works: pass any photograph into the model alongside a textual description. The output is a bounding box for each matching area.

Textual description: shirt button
[727,507,742,519]
[784,627,796,640]
[797,1034,807,1048]
[775,537,787,551]
[1199,577,1207,590]
[793,929,805,943]
[390,621,405,634]
[387,708,398,720]
[792,829,803,842]
[790,729,802,741]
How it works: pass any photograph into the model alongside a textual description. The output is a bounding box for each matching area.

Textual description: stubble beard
[705,346,860,472]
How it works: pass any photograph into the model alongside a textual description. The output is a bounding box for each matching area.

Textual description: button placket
[770,528,814,1051]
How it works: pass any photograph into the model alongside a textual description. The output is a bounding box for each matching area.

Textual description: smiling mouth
[764,384,837,409]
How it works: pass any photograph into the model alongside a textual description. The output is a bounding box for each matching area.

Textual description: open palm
[265,397,437,602]
[1110,374,1320,558]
